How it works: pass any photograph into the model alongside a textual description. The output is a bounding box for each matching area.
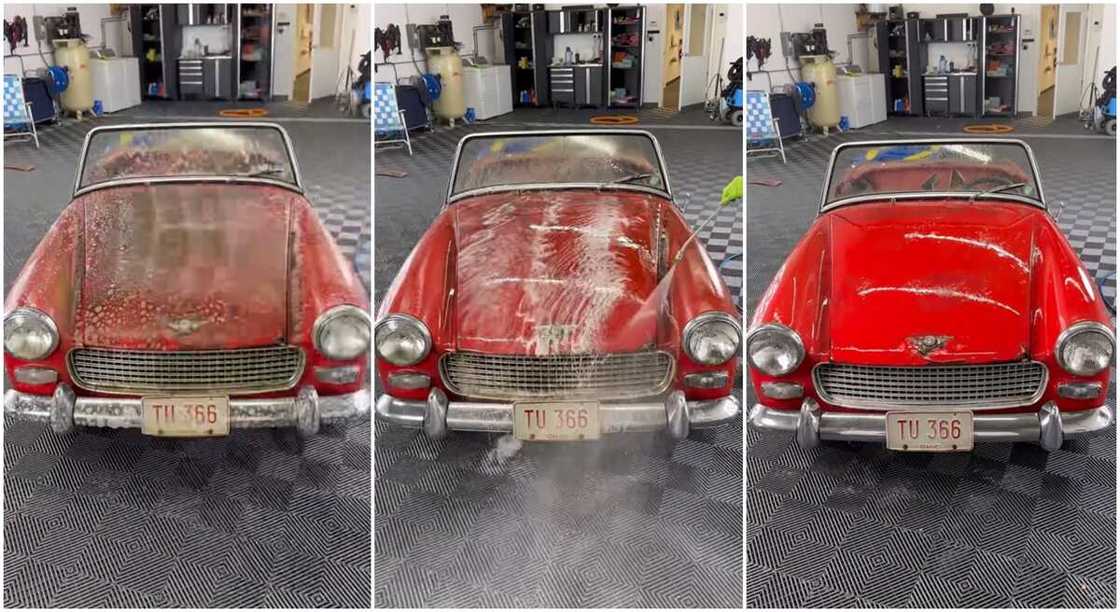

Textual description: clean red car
[748,139,1114,452]
[375,130,740,441]
[4,123,370,437]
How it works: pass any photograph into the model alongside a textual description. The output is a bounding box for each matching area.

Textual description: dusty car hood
[827,200,1037,364]
[75,183,294,349]
[451,190,661,355]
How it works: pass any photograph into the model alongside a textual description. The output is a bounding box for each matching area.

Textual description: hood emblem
[168,317,208,336]
[535,324,575,353]
[908,335,950,356]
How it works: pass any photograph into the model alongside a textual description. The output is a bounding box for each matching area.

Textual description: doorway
[293,4,314,102]
[661,4,684,109]
[1037,4,1059,118]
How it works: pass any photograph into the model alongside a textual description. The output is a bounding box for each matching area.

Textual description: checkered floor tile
[746,119,1116,608]
[3,106,371,608]
[374,115,743,608]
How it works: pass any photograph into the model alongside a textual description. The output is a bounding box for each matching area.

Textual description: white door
[1054,7,1089,117]
[678,4,711,108]
[272,4,298,98]
[309,3,342,100]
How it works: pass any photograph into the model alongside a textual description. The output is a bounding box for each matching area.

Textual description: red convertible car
[4,123,370,437]
[375,130,740,441]
[748,139,1114,452]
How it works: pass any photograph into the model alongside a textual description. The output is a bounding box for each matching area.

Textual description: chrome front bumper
[749,398,1115,451]
[376,389,740,440]
[4,383,370,436]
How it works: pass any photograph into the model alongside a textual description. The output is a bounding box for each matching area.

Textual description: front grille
[440,351,675,400]
[814,361,1048,410]
[68,346,305,394]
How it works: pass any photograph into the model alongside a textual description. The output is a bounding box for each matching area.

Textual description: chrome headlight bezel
[682,311,742,366]
[374,313,432,366]
[746,323,805,376]
[3,307,60,361]
[1054,321,1115,377]
[312,305,372,361]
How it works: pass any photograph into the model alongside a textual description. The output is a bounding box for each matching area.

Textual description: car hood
[827,200,1038,364]
[75,183,294,349]
[451,190,661,355]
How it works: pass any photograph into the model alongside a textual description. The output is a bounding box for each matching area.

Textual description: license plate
[886,411,973,452]
[513,402,600,441]
[141,396,230,437]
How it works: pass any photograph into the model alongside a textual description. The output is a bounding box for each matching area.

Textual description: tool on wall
[374,24,402,62]
[745,36,771,79]
[4,16,28,54]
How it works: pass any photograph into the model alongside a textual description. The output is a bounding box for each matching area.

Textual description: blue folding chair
[374,81,412,156]
[745,90,784,163]
[4,74,39,148]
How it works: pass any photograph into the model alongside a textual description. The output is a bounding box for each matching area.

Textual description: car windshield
[78,125,297,190]
[450,132,667,198]
[825,141,1041,207]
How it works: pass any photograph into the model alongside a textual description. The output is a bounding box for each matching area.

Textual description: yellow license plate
[141,396,230,437]
[513,402,600,441]
[886,411,974,452]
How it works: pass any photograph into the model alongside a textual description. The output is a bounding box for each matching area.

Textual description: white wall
[372,3,486,82]
[1081,3,1116,101]
[337,2,371,86]
[745,4,864,90]
[2,4,119,74]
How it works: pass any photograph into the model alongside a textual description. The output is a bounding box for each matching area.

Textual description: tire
[730,110,743,127]
[1106,119,1116,136]
[361,102,371,119]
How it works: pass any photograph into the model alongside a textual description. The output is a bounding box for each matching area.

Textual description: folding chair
[374,81,412,156]
[745,90,784,164]
[4,74,39,148]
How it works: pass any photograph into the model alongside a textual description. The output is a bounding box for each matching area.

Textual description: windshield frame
[73,122,304,197]
[819,138,1046,213]
[445,129,673,205]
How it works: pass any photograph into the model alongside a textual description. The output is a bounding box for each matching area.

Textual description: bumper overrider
[376,388,740,439]
[749,398,1115,451]
[4,383,371,436]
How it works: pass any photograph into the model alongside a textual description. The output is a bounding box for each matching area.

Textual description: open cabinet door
[271,4,297,99]
[309,3,341,101]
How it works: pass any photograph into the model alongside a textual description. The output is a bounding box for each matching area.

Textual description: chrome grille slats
[441,351,674,400]
[814,361,1048,410]
[68,346,305,394]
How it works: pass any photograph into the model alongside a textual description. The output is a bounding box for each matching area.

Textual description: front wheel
[730,110,743,127]
[1106,119,1116,136]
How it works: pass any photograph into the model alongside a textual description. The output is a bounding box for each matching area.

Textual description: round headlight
[1056,322,1114,376]
[313,305,371,361]
[746,323,804,376]
[374,314,431,366]
[4,308,59,361]
[683,312,741,366]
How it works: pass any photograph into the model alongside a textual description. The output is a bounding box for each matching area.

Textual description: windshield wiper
[969,182,1028,202]
[611,173,655,184]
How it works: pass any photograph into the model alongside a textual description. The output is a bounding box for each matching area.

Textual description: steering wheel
[836,175,875,196]
[962,175,1016,191]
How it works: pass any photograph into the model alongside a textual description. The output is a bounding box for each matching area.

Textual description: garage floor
[374,111,743,608]
[746,117,1116,608]
[3,103,371,607]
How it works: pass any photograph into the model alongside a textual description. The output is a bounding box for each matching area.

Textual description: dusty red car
[375,130,740,441]
[748,139,1114,452]
[4,123,370,437]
